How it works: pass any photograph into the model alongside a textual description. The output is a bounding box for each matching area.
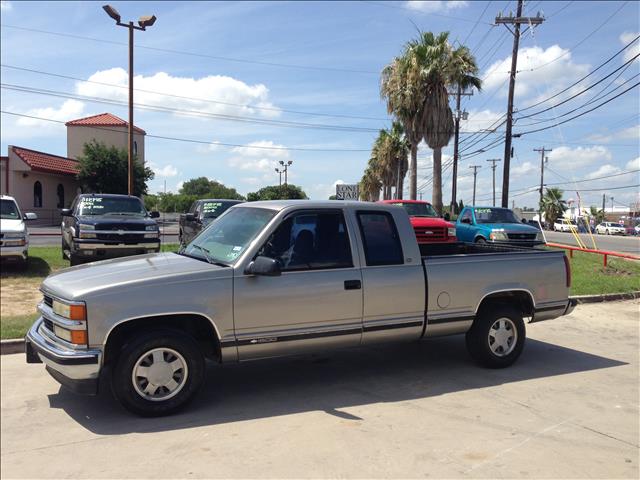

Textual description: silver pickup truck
[25,200,576,416]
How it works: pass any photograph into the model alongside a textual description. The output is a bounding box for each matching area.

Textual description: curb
[570,291,640,304]
[1,293,638,355]
[1,339,24,355]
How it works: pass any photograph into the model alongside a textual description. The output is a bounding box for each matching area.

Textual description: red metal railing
[547,242,640,267]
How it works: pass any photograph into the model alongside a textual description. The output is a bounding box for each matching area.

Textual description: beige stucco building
[0,113,145,224]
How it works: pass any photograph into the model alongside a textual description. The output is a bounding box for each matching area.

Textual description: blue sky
[1,0,638,209]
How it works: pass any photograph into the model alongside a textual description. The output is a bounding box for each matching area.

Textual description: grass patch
[567,250,640,296]
[1,313,39,340]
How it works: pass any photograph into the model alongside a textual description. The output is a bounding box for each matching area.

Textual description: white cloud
[460,109,504,133]
[196,140,224,154]
[76,68,281,119]
[512,161,537,177]
[587,125,639,143]
[405,1,468,13]
[547,146,612,169]
[16,99,85,128]
[175,180,184,192]
[620,32,640,63]
[227,140,291,172]
[626,157,640,170]
[483,45,589,102]
[310,179,346,199]
[0,1,12,11]
[151,163,179,177]
[586,164,621,179]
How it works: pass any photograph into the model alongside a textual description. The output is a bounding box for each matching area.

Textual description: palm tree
[389,121,409,199]
[381,31,481,211]
[540,187,567,226]
[589,205,605,224]
[359,167,382,202]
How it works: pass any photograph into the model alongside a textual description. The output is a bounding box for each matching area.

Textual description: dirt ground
[0,278,42,317]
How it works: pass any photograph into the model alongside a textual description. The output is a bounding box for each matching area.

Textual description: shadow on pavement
[47,336,626,435]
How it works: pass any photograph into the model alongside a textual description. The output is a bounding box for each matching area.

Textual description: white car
[553,219,577,232]
[595,222,626,235]
[0,195,37,266]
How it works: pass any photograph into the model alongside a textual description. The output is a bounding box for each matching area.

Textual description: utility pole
[610,196,614,212]
[534,147,551,221]
[102,5,157,196]
[602,194,606,213]
[485,158,501,206]
[469,165,481,205]
[449,86,473,213]
[496,1,544,208]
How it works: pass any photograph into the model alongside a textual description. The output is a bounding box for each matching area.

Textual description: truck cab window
[357,211,404,266]
[258,211,352,271]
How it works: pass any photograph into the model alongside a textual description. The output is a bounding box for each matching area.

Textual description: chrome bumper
[25,318,102,395]
[0,244,28,259]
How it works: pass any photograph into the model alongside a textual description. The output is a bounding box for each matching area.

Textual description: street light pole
[102,5,156,196]
[279,160,293,187]
[275,168,283,187]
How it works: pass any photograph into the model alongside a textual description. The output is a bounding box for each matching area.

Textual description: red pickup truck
[380,200,457,246]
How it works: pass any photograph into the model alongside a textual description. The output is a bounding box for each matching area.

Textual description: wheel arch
[102,313,221,367]
[475,289,535,318]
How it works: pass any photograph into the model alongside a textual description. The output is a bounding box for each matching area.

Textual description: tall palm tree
[389,121,409,199]
[381,31,481,211]
[359,167,382,202]
[540,187,567,226]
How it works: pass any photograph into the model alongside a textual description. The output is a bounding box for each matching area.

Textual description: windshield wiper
[190,244,229,267]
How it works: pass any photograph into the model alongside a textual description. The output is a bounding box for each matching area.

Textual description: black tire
[475,237,487,244]
[465,304,525,368]
[111,328,205,417]
[61,238,68,260]
[69,253,83,266]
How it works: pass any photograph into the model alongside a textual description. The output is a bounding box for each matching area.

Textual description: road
[544,230,640,254]
[1,300,638,479]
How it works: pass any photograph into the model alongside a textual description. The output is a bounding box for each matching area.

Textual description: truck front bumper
[0,244,28,261]
[25,318,102,395]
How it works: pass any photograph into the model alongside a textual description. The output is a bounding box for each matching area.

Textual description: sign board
[336,184,359,200]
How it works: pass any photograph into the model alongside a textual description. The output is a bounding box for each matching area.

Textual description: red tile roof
[11,147,79,176]
[65,113,146,134]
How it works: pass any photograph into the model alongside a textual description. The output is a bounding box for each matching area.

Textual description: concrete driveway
[1,300,638,479]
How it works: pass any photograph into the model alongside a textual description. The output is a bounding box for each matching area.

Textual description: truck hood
[410,217,454,228]
[0,219,26,233]
[41,252,230,300]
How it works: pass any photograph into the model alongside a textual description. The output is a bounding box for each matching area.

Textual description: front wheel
[465,305,525,368]
[475,237,487,244]
[606,230,610,235]
[111,329,205,416]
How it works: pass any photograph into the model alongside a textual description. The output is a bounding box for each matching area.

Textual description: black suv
[61,194,160,265]
[179,199,244,246]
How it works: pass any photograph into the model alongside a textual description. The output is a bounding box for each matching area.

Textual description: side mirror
[443,213,451,221]
[460,217,471,224]
[149,211,160,218]
[185,213,195,222]
[24,212,38,220]
[61,209,72,217]
[244,256,281,276]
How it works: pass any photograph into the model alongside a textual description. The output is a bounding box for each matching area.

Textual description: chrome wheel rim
[488,318,517,357]
[132,348,188,401]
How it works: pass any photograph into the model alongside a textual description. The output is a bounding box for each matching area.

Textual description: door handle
[344,280,361,290]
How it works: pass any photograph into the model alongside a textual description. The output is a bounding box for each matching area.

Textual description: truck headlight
[78,223,94,230]
[78,224,96,239]
[489,231,508,241]
[52,299,86,321]
[145,225,158,231]
[3,232,26,245]
[447,227,456,237]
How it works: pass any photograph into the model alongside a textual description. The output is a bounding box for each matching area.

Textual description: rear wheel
[466,305,525,368]
[111,329,205,416]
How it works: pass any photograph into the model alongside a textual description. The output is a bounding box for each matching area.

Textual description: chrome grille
[43,318,55,332]
[413,226,447,243]
[43,294,53,307]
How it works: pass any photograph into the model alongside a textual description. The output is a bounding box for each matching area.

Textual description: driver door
[233,209,363,360]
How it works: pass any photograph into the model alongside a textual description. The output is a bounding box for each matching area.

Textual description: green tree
[540,187,567,226]
[589,205,606,224]
[179,177,244,200]
[77,140,154,196]
[359,166,382,202]
[247,184,308,201]
[381,31,481,210]
[328,195,338,200]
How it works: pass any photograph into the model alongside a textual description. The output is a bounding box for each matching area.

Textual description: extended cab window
[357,212,403,266]
[258,211,353,271]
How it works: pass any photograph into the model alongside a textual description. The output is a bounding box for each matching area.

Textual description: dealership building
[0,113,145,224]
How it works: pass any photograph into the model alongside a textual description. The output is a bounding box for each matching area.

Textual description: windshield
[1,199,21,220]
[611,223,624,228]
[77,196,147,216]
[395,202,438,217]
[474,207,520,224]
[183,207,276,265]
[202,201,240,219]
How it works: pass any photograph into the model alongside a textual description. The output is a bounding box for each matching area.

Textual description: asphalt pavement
[544,230,640,254]
[1,300,638,479]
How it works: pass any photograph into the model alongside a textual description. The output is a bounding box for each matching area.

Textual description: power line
[517,81,640,135]
[0,64,391,122]
[1,24,379,75]
[0,110,373,152]
[545,169,640,185]
[361,1,494,25]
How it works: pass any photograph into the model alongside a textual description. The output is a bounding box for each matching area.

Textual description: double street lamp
[102,5,157,196]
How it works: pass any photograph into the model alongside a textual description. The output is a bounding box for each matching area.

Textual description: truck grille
[96,223,143,231]
[507,233,537,240]
[96,233,146,242]
[43,294,53,307]
[413,226,448,243]
[43,318,55,333]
